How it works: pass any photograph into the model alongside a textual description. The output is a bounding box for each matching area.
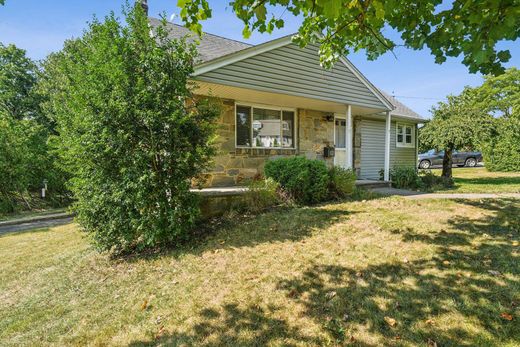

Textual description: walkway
[370,187,520,199]
[0,213,73,235]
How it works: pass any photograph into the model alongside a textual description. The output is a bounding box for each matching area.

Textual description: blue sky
[1,0,518,117]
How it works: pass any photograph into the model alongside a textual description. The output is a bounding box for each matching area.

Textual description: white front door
[334,116,347,168]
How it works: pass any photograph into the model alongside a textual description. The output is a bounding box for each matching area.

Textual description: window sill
[235,147,298,156]
[396,143,415,148]
[236,147,296,150]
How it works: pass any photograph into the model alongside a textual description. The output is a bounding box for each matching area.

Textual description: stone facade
[197,98,335,187]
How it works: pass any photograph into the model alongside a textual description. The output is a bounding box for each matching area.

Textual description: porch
[195,81,396,186]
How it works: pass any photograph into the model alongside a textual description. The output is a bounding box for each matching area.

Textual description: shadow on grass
[119,204,357,262]
[128,303,326,346]
[273,200,519,345]
[127,200,519,346]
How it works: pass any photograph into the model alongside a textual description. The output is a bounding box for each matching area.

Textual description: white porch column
[384,111,391,181]
[346,104,353,169]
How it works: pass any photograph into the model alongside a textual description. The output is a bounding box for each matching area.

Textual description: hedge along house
[149,18,424,187]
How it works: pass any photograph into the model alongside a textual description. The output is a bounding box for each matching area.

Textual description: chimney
[140,0,149,16]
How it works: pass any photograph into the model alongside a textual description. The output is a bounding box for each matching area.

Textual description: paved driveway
[0,217,73,235]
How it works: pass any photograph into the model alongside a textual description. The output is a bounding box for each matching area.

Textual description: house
[149,18,424,187]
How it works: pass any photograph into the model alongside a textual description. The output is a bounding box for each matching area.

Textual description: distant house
[149,18,424,187]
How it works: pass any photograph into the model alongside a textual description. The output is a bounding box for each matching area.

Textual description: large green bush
[264,156,330,204]
[39,6,219,252]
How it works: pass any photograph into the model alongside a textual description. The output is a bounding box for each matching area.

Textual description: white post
[346,104,353,169]
[384,111,391,181]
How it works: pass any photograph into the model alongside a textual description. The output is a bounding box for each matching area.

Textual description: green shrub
[329,166,356,198]
[243,178,280,213]
[481,114,520,172]
[40,7,219,253]
[383,166,423,190]
[264,156,330,204]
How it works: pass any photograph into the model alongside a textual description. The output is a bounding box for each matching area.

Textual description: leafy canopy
[0,43,66,213]
[178,0,520,74]
[0,43,41,121]
[420,88,493,152]
[472,68,520,171]
[41,5,220,252]
[419,88,494,178]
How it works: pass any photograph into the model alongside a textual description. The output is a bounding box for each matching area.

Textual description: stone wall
[196,98,335,187]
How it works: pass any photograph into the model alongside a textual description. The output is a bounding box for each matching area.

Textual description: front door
[334,117,347,168]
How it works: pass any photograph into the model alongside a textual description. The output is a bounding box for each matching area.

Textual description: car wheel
[419,160,431,169]
[465,157,477,167]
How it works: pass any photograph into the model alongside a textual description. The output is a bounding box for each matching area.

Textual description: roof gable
[194,40,393,110]
[153,18,422,115]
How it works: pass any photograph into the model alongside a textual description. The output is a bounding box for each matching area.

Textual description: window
[335,119,346,148]
[396,123,414,148]
[236,104,295,148]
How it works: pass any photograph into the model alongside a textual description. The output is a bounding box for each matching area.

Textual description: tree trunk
[442,147,453,179]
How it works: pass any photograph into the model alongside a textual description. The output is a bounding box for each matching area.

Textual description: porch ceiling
[193,81,388,116]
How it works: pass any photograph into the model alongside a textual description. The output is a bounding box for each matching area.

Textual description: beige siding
[195,43,388,110]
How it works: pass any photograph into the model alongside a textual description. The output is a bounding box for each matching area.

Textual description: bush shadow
[120,204,357,262]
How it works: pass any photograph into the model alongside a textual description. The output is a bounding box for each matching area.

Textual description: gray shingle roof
[379,90,424,120]
[149,18,251,63]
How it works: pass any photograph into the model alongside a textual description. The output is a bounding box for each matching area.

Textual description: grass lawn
[429,167,520,193]
[1,197,519,346]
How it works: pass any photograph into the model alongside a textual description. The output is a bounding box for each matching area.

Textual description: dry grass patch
[1,198,519,346]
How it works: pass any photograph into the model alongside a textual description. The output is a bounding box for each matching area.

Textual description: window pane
[406,135,412,144]
[397,125,403,135]
[236,106,251,146]
[397,134,403,143]
[405,126,412,135]
[335,119,346,148]
[253,108,281,148]
[282,111,295,148]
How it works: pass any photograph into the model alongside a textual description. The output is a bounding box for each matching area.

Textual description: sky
[1,0,518,118]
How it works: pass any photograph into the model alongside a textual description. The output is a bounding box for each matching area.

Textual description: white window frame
[396,122,415,148]
[334,116,347,149]
[234,102,297,149]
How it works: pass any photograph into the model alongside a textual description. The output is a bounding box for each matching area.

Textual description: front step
[355,180,391,189]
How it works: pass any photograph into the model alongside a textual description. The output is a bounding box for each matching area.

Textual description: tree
[0,44,41,121]
[419,88,493,179]
[40,5,220,252]
[0,43,64,212]
[473,68,520,171]
[178,0,519,75]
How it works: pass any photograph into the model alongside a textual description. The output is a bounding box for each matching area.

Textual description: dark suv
[418,150,482,169]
